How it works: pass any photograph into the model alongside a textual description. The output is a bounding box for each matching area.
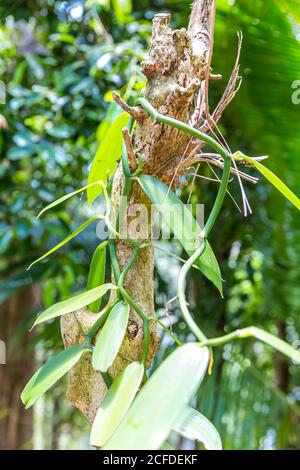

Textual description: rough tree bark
[60,0,240,423]
[0,286,38,449]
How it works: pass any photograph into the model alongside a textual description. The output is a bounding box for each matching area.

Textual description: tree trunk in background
[0,286,38,450]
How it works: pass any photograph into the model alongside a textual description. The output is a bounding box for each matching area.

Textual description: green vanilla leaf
[87,241,108,313]
[87,112,129,205]
[173,406,222,450]
[233,152,300,210]
[27,216,100,270]
[92,301,130,372]
[32,283,115,327]
[137,175,223,295]
[241,326,300,364]
[103,343,210,450]
[90,361,144,448]
[21,345,83,408]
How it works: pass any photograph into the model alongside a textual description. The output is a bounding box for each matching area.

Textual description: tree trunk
[0,286,38,450]
[60,0,219,422]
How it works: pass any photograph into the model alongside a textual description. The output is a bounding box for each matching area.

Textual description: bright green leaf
[233,152,300,210]
[87,241,108,312]
[92,301,129,372]
[242,326,300,363]
[90,361,144,448]
[103,343,210,450]
[32,283,115,327]
[49,33,75,44]
[174,406,222,450]
[87,112,129,205]
[137,175,223,295]
[21,345,83,408]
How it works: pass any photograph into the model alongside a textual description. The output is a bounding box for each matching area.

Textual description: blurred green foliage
[0,0,300,450]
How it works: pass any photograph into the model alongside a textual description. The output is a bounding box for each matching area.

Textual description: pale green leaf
[90,361,144,448]
[174,406,222,450]
[87,112,129,205]
[27,216,99,270]
[103,343,210,450]
[21,345,83,408]
[87,241,108,312]
[137,175,223,295]
[32,283,115,327]
[92,301,129,372]
[233,152,300,210]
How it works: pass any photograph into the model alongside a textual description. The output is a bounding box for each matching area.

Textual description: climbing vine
[21,91,300,449]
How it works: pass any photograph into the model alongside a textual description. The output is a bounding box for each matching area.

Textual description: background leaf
[112,0,132,24]
[87,112,129,205]
[103,344,210,450]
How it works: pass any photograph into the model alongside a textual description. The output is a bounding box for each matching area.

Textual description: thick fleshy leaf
[27,216,99,269]
[87,241,108,312]
[37,181,103,218]
[92,301,129,372]
[174,406,222,450]
[87,112,129,205]
[21,345,83,408]
[137,175,223,295]
[32,283,115,327]
[241,326,300,363]
[90,362,144,448]
[103,343,210,450]
[233,152,300,210]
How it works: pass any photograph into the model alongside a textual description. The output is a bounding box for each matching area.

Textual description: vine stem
[177,241,207,343]
[199,329,251,348]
